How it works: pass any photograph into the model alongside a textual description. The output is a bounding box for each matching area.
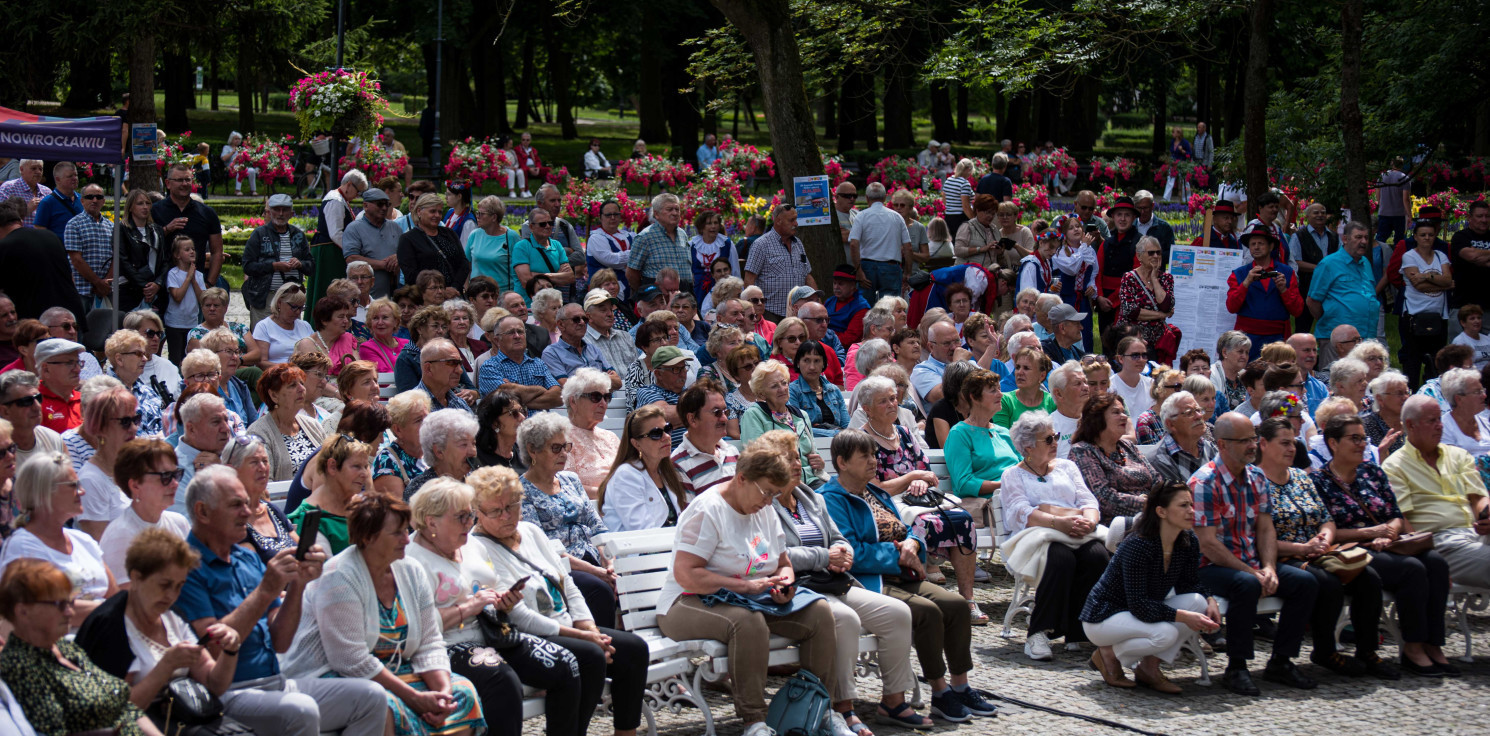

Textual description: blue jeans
[1197,563,1317,666]
[1243,332,1285,361]
[861,259,904,303]
[1376,215,1406,246]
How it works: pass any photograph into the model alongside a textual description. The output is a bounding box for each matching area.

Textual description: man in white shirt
[1048,360,1089,458]
[834,182,859,249]
[916,140,939,171]
[848,182,912,304]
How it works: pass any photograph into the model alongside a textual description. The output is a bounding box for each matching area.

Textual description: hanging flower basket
[866,155,930,192]
[1009,183,1050,219]
[712,140,775,183]
[445,137,512,189]
[1089,156,1136,184]
[615,154,694,191]
[680,169,746,226]
[559,180,647,228]
[1031,148,1076,185]
[339,140,408,184]
[288,68,391,144]
[155,131,203,172]
[230,135,297,186]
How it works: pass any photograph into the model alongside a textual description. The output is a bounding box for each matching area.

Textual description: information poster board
[1168,244,1249,360]
[792,175,831,226]
[131,123,157,162]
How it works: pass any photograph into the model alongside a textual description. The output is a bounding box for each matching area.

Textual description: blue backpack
[766,669,833,736]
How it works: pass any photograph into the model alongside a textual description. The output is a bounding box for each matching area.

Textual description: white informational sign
[1168,244,1249,360]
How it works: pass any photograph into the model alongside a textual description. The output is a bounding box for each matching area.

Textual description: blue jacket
[820,477,926,593]
[788,376,850,430]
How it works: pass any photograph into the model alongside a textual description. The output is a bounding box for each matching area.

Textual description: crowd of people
[0,136,1484,736]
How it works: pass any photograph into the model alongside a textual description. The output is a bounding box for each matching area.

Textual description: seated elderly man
[797,301,847,382]
[35,338,85,433]
[1041,304,1087,366]
[1048,359,1089,458]
[173,392,233,507]
[1190,411,1318,696]
[1384,395,1490,590]
[627,285,670,338]
[1032,294,1063,343]
[637,346,691,449]
[417,337,475,412]
[1141,390,1218,485]
[478,315,562,409]
[715,297,771,357]
[543,302,620,389]
[912,320,971,404]
[173,466,389,736]
[40,307,103,380]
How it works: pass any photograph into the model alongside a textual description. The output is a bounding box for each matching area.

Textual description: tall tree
[1242,0,1273,200]
[1339,0,1369,227]
[129,29,160,192]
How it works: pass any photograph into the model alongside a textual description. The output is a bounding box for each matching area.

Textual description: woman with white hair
[221,131,256,196]
[999,410,1109,661]
[517,411,617,628]
[1346,339,1390,385]
[444,298,484,382]
[850,337,892,393]
[372,390,432,498]
[700,275,743,322]
[874,295,910,331]
[739,360,828,487]
[123,310,182,401]
[104,330,165,438]
[696,324,744,387]
[403,407,479,499]
[1439,367,1490,456]
[342,263,376,324]
[251,282,315,367]
[221,433,298,562]
[1327,357,1370,412]
[528,288,564,346]
[1362,370,1409,459]
[186,286,262,366]
[561,367,621,497]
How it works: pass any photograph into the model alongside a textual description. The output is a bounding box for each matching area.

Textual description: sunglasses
[0,442,15,456]
[637,425,674,441]
[748,297,765,304]
[1123,352,1146,360]
[114,413,143,429]
[568,315,589,324]
[579,391,612,404]
[145,468,186,484]
[2,393,41,408]
[82,194,105,201]
[1163,383,1183,390]
[532,221,554,229]
[54,322,78,331]
[424,358,463,367]
[452,511,476,526]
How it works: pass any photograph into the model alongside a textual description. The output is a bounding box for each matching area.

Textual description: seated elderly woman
[294,295,360,375]
[789,340,850,437]
[373,390,433,498]
[123,310,183,401]
[0,559,163,736]
[517,412,617,628]
[97,439,189,583]
[404,407,479,499]
[336,268,377,339]
[321,359,383,433]
[1070,393,1160,524]
[1362,369,1409,459]
[1311,412,1452,677]
[187,286,263,368]
[287,434,374,554]
[1306,396,1381,469]
[560,367,621,497]
[849,337,893,394]
[995,347,1057,429]
[1437,367,1490,457]
[444,298,485,382]
[998,411,1111,661]
[77,529,244,728]
[597,405,688,531]
[740,359,829,487]
[252,282,315,369]
[922,360,972,450]
[198,327,258,426]
[720,342,762,426]
[360,298,410,373]
[282,492,486,736]
[248,363,328,482]
[105,329,166,438]
[0,451,120,630]
[821,429,994,724]
[1134,368,1185,445]
[468,466,650,736]
[945,368,1020,501]
[1079,483,1220,693]
[848,364,924,439]
[655,444,843,736]
[1327,357,1371,411]
[290,350,339,422]
[221,434,298,562]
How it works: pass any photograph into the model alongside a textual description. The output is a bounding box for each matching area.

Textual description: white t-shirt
[252,318,315,363]
[1111,373,1154,421]
[78,462,130,524]
[165,267,207,328]
[98,506,191,581]
[1440,410,1490,457]
[0,527,110,601]
[141,356,182,398]
[657,489,785,616]
[405,539,495,646]
[124,608,196,679]
[1401,249,1449,318]
[1052,410,1079,459]
[1454,331,1490,370]
[15,426,63,470]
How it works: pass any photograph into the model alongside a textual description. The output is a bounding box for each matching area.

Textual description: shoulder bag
[147,676,253,735]
[765,669,833,736]
[1337,476,1435,556]
[1309,543,1373,584]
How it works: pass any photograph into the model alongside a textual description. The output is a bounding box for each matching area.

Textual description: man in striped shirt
[671,378,739,498]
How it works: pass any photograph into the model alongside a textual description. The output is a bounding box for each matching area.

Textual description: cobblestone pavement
[533,563,1490,736]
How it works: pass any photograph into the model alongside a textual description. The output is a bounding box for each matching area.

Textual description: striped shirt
[671,435,739,498]
[941,175,973,216]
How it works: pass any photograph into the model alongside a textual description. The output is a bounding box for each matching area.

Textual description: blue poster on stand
[792,175,831,226]
[131,124,157,162]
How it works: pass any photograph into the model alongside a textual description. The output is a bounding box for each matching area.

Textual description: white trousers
[825,585,915,701]
[506,167,526,191]
[221,674,389,736]
[1082,592,1208,669]
[236,167,259,192]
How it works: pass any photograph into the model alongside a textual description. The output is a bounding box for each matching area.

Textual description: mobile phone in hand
[296,509,323,561]
[512,575,531,590]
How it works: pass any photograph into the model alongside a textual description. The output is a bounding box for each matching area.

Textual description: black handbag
[476,606,527,649]
[1408,311,1444,337]
[798,569,855,596]
[147,677,254,735]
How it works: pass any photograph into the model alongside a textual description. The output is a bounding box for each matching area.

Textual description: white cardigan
[472,521,592,634]
[600,460,679,532]
[282,546,450,680]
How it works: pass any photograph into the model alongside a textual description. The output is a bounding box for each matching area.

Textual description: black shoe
[1202,630,1227,653]
[1356,654,1401,681]
[1263,659,1317,689]
[1433,660,1462,677]
[1253,618,1278,641]
[1399,657,1444,678]
[1221,667,1261,696]
[1310,650,1367,677]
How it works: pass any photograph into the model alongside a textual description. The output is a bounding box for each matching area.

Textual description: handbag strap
[474,530,570,610]
[1330,466,1381,526]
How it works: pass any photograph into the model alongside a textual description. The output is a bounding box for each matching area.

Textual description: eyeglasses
[51,322,77,332]
[568,315,589,324]
[82,194,105,201]
[424,358,463,368]
[1339,433,1369,444]
[145,468,186,484]
[1162,383,1183,390]
[1218,435,1258,444]
[187,371,220,382]
[2,393,41,408]
[143,329,164,339]
[748,297,765,304]
[638,425,674,441]
[1080,355,1110,366]
[481,501,523,518]
[44,359,83,369]
[1038,433,1059,446]
[1122,352,1146,360]
[1177,406,1204,417]
[31,598,75,612]
[452,511,476,526]
[700,407,727,418]
[546,442,574,454]
[0,442,15,456]
[579,391,612,404]
[117,350,147,360]
[779,335,803,344]
[601,211,622,218]
[113,413,143,429]
[499,329,526,338]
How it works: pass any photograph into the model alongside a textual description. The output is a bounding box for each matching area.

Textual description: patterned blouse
[1265,467,1331,544]
[1134,409,1166,445]
[521,471,609,563]
[0,637,146,736]
[1310,461,1403,530]
[1360,411,1404,456]
[1069,439,1159,522]
[372,440,424,484]
[187,320,251,350]
[873,425,930,482]
[285,430,319,469]
[245,500,299,563]
[1116,270,1175,347]
[724,389,751,421]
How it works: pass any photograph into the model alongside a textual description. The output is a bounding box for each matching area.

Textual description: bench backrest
[594,528,679,632]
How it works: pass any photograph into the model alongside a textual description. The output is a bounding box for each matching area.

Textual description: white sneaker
[743,722,777,736]
[520,189,532,197]
[1025,631,1053,661]
[973,566,991,583]
[824,710,856,736]
[508,190,517,198]
[1065,641,1086,652]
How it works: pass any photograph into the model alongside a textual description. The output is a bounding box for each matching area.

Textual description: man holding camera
[1226,224,1304,358]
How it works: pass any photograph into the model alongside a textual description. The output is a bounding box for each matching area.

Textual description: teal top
[739,403,827,486]
[944,420,1022,498]
[465,227,522,293]
[993,390,1057,429]
[514,236,570,304]
[1308,248,1382,339]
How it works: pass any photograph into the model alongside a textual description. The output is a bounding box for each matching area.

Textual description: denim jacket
[242,224,314,310]
[819,477,927,594]
[788,376,850,431]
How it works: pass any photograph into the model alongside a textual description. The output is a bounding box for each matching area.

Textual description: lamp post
[430,0,443,182]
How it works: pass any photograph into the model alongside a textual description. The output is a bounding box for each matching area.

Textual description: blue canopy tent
[0,106,127,330]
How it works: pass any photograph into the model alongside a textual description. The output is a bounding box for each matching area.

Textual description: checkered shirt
[1188,459,1272,569]
[627,223,692,283]
[743,228,813,317]
[479,350,559,396]
[63,211,114,293]
[0,179,51,227]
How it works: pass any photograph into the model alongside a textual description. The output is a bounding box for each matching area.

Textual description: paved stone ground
[533,563,1490,736]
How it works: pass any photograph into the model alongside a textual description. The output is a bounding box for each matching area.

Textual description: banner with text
[1168,244,1249,360]
[792,175,831,226]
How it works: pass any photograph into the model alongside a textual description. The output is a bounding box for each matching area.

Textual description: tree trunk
[1476,100,1490,156]
[129,31,160,193]
[1225,29,1247,146]
[547,41,576,139]
[1195,34,1212,130]
[636,41,668,143]
[837,80,856,152]
[662,61,701,157]
[235,31,254,133]
[743,93,760,132]
[709,0,837,286]
[733,95,742,139]
[515,32,536,130]
[1243,0,1273,202]
[1151,71,1170,158]
[956,82,970,143]
[210,51,219,111]
[930,81,955,144]
[882,52,914,150]
[1339,0,1370,225]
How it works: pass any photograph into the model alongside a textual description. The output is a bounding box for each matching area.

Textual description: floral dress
[521,472,609,563]
[873,425,974,554]
[1116,270,1175,348]
[362,593,485,736]
[0,637,146,736]
[1266,467,1332,544]
[1310,462,1404,531]
[1360,411,1404,457]
[372,440,425,486]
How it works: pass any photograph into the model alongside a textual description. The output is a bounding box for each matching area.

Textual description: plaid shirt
[744,228,813,317]
[63,211,114,294]
[0,178,51,227]
[586,325,638,379]
[628,223,692,285]
[478,350,559,396]
[1189,459,1271,569]
[417,381,474,413]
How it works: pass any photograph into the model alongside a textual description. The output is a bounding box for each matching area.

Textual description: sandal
[877,701,933,731]
[841,711,874,736]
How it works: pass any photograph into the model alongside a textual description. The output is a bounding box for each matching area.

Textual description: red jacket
[39,383,81,433]
[1225,258,1304,335]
